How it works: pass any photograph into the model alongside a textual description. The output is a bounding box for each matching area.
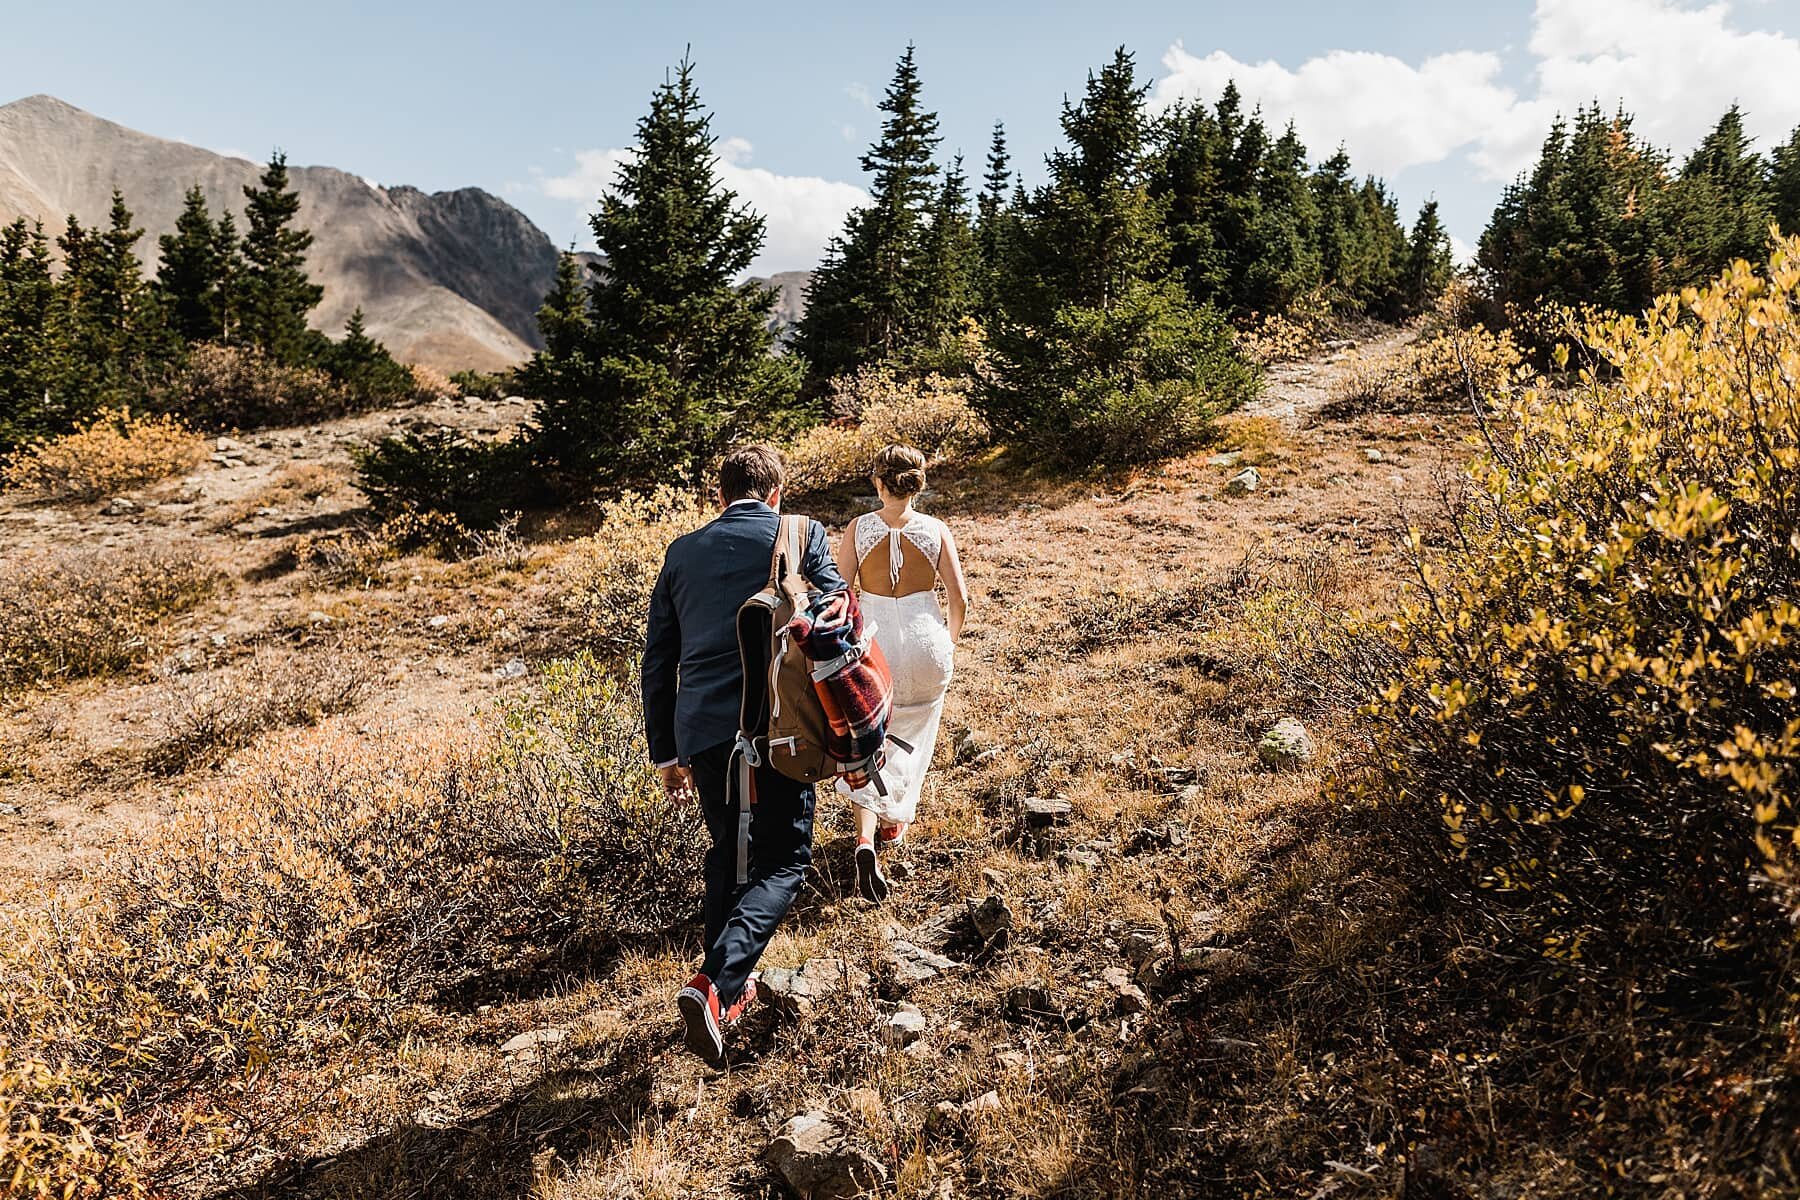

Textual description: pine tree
[211,210,244,344]
[1478,104,1667,314]
[1772,125,1800,236]
[915,155,979,348]
[794,45,945,382]
[1663,104,1772,283]
[531,55,800,487]
[515,249,593,406]
[239,151,324,363]
[1153,98,1230,308]
[973,121,1017,316]
[0,219,69,448]
[157,185,223,343]
[1404,199,1454,312]
[1241,122,1322,314]
[982,48,1257,468]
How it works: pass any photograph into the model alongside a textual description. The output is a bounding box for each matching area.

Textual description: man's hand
[658,763,696,806]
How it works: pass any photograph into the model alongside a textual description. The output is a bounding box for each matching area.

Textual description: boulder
[760,957,871,1015]
[1100,966,1150,1014]
[884,1004,928,1047]
[1256,717,1315,769]
[886,939,961,986]
[499,1026,567,1057]
[493,658,528,680]
[101,496,138,515]
[766,1112,888,1200]
[1364,447,1384,463]
[967,893,1014,942]
[1206,451,1243,468]
[1020,796,1073,830]
[1225,467,1260,496]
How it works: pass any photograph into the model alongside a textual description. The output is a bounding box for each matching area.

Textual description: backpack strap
[770,514,811,606]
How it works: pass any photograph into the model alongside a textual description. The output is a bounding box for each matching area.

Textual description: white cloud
[846,82,875,109]
[1154,0,1800,184]
[537,142,867,273]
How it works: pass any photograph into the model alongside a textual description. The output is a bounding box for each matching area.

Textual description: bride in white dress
[833,444,969,903]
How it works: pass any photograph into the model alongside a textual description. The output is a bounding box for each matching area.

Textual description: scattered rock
[1126,821,1189,855]
[1256,717,1315,769]
[953,727,1002,767]
[427,615,450,629]
[1324,338,1355,351]
[886,939,961,986]
[1057,845,1102,870]
[101,496,137,516]
[0,803,19,816]
[766,1112,888,1200]
[981,867,1008,894]
[1003,983,1070,1028]
[1225,467,1260,496]
[1101,966,1150,1014]
[1020,795,1072,830]
[493,658,528,680]
[215,436,245,452]
[499,1026,568,1057]
[1206,451,1243,468]
[1120,930,1168,965]
[1178,946,1254,978]
[1363,447,1384,463]
[884,1004,928,1047]
[965,1089,1003,1113]
[967,893,1014,942]
[503,395,527,406]
[760,957,871,1015]
[305,610,332,626]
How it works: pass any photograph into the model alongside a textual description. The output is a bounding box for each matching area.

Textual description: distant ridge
[0,96,815,370]
[0,94,561,371]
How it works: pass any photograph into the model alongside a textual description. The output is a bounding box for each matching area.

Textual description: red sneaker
[724,977,758,1026]
[676,972,724,1067]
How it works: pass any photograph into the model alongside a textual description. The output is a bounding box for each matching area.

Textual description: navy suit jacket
[642,500,845,764]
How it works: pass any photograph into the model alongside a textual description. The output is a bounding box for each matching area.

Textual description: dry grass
[1,407,206,502]
[145,648,370,774]
[0,544,217,692]
[211,462,344,529]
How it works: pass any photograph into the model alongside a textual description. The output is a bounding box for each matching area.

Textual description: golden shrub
[155,342,348,429]
[0,546,217,691]
[549,486,709,658]
[784,370,989,496]
[408,362,456,401]
[1236,312,1322,366]
[1327,326,1523,414]
[145,649,369,774]
[1362,236,1800,958]
[1,408,205,502]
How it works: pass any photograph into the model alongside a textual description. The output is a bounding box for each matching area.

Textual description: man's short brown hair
[717,444,785,502]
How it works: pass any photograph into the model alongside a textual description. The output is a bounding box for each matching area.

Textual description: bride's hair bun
[872,444,928,498]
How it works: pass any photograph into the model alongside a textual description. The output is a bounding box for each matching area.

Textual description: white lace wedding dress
[839,510,955,826]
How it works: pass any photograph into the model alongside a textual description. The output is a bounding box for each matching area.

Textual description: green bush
[353,430,545,527]
[979,280,1260,469]
[1362,237,1800,963]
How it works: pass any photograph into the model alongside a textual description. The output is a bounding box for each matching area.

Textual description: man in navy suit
[643,444,845,1067]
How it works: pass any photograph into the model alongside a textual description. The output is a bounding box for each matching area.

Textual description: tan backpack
[735,514,834,785]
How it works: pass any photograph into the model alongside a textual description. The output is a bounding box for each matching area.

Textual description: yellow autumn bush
[1,407,205,501]
[1363,236,1800,960]
[783,369,989,496]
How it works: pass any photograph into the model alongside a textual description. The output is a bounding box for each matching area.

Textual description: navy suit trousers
[687,739,815,1005]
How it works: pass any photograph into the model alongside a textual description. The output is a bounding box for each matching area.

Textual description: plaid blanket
[786,589,893,788]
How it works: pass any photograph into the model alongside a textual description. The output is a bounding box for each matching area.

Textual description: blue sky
[7,1,1800,272]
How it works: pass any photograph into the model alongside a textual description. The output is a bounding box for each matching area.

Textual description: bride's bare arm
[939,525,969,641]
[834,522,859,592]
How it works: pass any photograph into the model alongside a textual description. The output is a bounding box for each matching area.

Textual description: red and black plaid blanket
[786,589,893,788]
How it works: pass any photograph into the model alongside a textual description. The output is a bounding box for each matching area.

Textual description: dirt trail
[1240,323,1417,424]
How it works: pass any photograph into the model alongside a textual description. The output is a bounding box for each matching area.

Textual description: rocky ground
[2,326,1485,1196]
